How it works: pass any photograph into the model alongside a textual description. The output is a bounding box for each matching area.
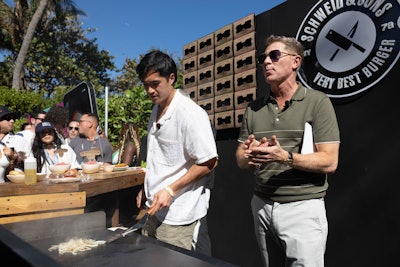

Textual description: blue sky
[76,0,286,75]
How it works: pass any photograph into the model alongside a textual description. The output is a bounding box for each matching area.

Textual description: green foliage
[140,160,146,168]
[0,86,56,130]
[0,55,13,87]
[109,58,140,95]
[96,86,152,148]
[23,20,115,96]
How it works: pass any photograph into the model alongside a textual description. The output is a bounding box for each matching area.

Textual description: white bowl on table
[81,162,101,174]
[7,174,25,183]
[103,165,115,173]
[49,163,71,175]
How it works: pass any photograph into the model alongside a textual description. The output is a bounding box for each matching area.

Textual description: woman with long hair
[31,122,80,174]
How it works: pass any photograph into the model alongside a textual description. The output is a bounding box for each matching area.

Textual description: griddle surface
[30,230,236,267]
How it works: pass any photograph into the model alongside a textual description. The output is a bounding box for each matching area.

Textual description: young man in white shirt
[135,50,218,252]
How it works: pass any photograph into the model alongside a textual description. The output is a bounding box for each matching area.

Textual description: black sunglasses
[69,126,79,131]
[0,114,14,121]
[257,50,297,64]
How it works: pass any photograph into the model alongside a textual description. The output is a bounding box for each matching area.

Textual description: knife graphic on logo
[326,21,365,61]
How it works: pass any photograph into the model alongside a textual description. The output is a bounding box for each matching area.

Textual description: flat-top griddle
[1,211,237,267]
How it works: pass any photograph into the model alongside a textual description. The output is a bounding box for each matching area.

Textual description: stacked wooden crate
[182,14,257,130]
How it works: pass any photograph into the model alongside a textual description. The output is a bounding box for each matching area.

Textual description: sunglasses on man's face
[257,49,297,64]
[0,115,14,121]
[69,127,79,131]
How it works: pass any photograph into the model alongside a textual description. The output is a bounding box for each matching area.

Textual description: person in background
[111,122,142,225]
[66,120,80,145]
[31,122,80,175]
[0,105,26,171]
[0,144,17,183]
[68,112,114,226]
[20,123,31,131]
[16,110,47,156]
[236,35,340,267]
[69,112,113,164]
[135,50,218,252]
[44,105,69,144]
[112,122,141,166]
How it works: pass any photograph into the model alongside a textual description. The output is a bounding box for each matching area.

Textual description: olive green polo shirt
[238,83,340,202]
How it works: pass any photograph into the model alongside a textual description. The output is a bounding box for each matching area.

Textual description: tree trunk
[12,0,49,90]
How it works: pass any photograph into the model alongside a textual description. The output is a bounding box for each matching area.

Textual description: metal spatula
[107,213,149,243]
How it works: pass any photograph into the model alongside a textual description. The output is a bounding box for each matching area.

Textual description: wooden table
[0,168,145,226]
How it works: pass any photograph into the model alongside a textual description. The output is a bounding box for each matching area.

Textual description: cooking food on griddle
[48,238,105,255]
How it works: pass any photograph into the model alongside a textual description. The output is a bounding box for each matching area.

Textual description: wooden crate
[234,50,256,74]
[183,71,197,88]
[197,65,214,85]
[183,56,197,74]
[233,31,255,56]
[215,110,234,130]
[215,23,233,47]
[197,33,214,54]
[197,50,214,70]
[214,58,233,80]
[214,92,234,113]
[214,75,234,96]
[197,98,214,115]
[234,68,257,92]
[234,87,256,109]
[215,42,233,63]
[197,81,214,101]
[183,40,197,60]
[233,13,255,39]
[184,86,198,102]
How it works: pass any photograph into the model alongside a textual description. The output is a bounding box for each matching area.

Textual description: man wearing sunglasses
[236,35,340,267]
[66,120,80,145]
[69,112,112,165]
[0,105,28,173]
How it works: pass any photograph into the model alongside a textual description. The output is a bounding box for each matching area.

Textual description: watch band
[285,151,293,166]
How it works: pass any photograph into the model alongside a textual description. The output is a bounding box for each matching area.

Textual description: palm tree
[0,0,29,52]
[12,0,48,89]
[10,0,84,90]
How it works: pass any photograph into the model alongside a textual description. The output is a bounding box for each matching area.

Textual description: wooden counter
[0,168,145,226]
[0,168,144,197]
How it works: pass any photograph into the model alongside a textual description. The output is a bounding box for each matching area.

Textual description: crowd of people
[0,104,144,227]
[0,106,116,181]
[0,35,340,266]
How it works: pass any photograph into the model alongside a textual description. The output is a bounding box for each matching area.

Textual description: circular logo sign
[296,0,400,98]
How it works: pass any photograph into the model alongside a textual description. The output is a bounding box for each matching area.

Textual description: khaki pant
[142,215,197,250]
[251,195,328,267]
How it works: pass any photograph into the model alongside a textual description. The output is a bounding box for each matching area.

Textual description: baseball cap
[0,105,15,120]
[35,121,55,134]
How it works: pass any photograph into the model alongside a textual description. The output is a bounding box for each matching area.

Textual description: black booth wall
[207,1,400,266]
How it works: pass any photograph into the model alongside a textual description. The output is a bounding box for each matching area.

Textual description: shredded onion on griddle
[48,238,106,255]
